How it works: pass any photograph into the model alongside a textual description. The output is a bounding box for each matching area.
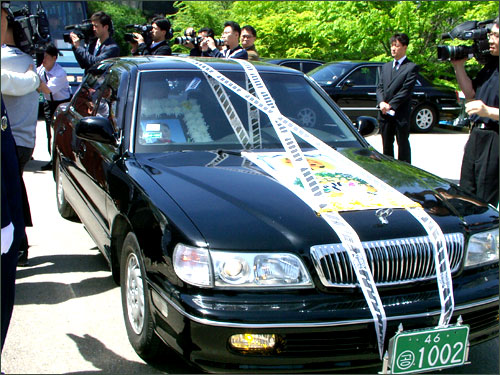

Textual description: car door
[334,65,379,122]
[76,68,124,251]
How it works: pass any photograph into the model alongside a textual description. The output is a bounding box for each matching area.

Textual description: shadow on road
[16,252,109,279]
[14,252,116,305]
[65,333,199,374]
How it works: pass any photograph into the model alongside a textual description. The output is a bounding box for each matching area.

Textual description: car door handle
[368,92,377,96]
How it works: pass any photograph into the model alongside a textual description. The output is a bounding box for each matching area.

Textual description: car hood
[134,149,497,251]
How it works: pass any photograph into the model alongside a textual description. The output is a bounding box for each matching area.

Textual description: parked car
[309,61,462,132]
[261,57,325,73]
[52,56,498,373]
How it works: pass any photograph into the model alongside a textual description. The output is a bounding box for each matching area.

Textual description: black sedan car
[309,61,462,132]
[261,57,325,73]
[52,56,498,373]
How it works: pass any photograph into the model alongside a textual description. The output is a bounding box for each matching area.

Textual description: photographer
[201,21,248,60]
[133,17,172,56]
[69,11,119,73]
[451,17,499,207]
[184,27,214,57]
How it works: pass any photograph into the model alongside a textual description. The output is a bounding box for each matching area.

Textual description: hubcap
[416,108,434,130]
[126,253,145,334]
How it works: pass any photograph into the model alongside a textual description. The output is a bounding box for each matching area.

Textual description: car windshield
[309,64,351,85]
[134,70,358,153]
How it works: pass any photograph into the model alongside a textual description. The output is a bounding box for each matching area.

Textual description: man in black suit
[376,33,418,163]
[133,17,172,56]
[69,11,120,73]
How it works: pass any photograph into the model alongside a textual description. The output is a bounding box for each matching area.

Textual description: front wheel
[411,104,437,133]
[55,157,78,221]
[120,232,162,360]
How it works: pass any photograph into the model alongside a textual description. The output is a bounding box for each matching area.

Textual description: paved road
[1,121,498,374]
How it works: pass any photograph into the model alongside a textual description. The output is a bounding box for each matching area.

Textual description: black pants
[43,99,69,156]
[380,116,411,163]
[460,127,499,207]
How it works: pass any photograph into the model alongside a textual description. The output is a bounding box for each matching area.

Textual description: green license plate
[388,324,469,374]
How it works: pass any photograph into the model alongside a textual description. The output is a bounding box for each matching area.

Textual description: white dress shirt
[37,62,71,101]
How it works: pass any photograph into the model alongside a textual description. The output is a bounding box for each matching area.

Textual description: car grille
[310,233,464,287]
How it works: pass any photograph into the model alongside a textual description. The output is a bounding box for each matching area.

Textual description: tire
[411,104,437,133]
[120,232,162,361]
[55,157,78,221]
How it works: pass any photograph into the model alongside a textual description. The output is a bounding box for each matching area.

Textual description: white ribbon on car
[171,56,455,358]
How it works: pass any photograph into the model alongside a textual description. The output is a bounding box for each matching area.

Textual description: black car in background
[309,61,462,132]
[261,58,325,73]
[52,57,498,373]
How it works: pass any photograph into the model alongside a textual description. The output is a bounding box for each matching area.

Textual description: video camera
[173,36,224,47]
[124,24,152,45]
[63,20,94,45]
[437,19,494,64]
[6,2,51,55]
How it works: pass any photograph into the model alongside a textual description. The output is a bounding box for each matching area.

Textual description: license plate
[388,324,469,374]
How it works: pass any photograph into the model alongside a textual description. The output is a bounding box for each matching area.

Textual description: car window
[302,62,322,74]
[70,67,119,131]
[309,64,350,85]
[281,61,301,71]
[134,70,358,153]
[346,66,377,86]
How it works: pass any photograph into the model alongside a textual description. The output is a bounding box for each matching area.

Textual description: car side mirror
[355,116,379,137]
[341,80,354,90]
[76,117,117,145]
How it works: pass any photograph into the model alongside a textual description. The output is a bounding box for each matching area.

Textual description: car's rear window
[133,69,359,153]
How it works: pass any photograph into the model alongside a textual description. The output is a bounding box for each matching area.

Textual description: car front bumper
[149,266,499,373]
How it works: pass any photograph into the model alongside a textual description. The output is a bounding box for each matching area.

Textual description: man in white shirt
[37,44,71,170]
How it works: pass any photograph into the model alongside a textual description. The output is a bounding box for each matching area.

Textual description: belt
[471,121,498,131]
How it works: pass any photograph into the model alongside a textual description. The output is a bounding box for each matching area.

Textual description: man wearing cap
[69,11,120,73]
[37,43,72,171]
[133,17,172,56]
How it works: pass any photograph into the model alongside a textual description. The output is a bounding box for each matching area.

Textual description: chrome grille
[310,233,464,287]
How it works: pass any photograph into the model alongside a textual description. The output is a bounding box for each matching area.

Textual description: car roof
[102,56,304,75]
[261,58,325,64]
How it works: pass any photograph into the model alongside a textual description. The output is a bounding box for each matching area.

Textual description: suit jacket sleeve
[388,62,418,111]
[73,40,120,70]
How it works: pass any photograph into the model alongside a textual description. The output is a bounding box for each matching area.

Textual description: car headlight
[173,244,313,288]
[464,229,499,268]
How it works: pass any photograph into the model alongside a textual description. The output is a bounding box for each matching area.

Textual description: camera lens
[437,45,474,61]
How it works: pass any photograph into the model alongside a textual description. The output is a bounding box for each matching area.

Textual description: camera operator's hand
[133,32,145,45]
[200,36,215,51]
[465,99,500,121]
[69,32,81,48]
[183,39,195,49]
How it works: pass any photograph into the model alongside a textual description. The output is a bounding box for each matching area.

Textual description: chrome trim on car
[310,233,464,287]
[150,284,498,329]
[129,72,141,154]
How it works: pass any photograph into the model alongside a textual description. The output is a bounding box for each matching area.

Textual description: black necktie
[393,61,399,71]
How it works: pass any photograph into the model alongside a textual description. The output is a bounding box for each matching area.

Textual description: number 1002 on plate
[389,325,470,374]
